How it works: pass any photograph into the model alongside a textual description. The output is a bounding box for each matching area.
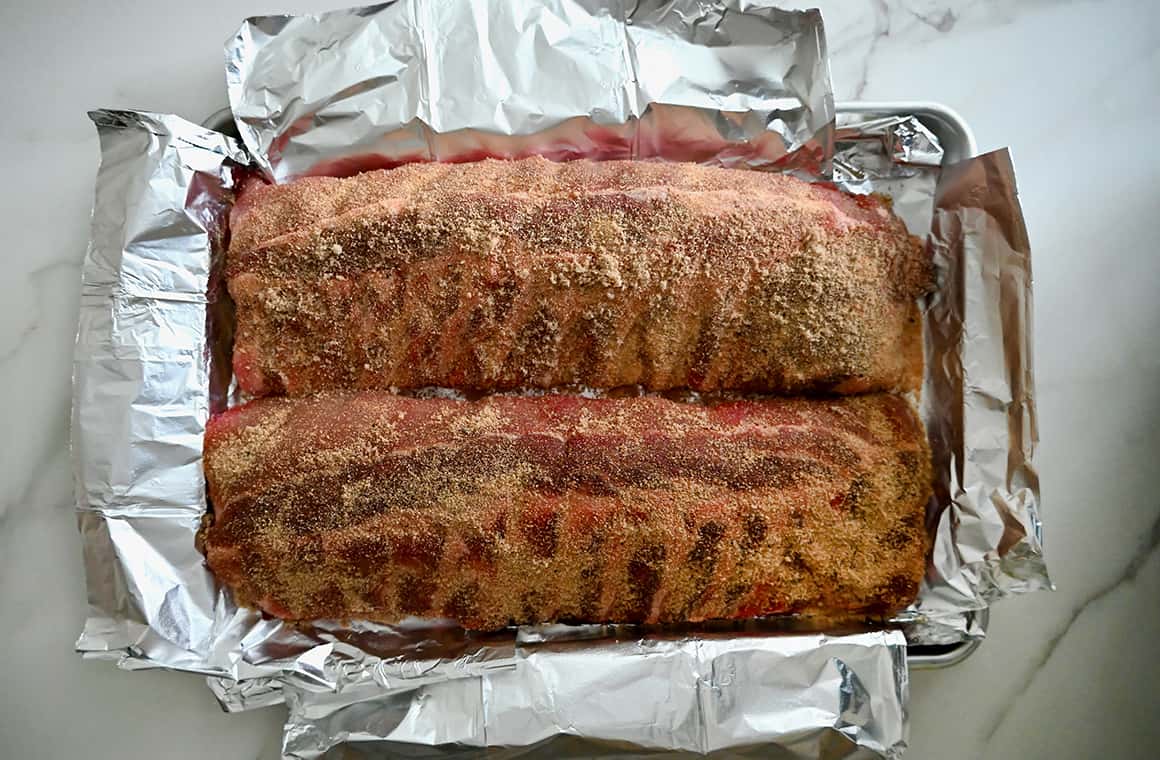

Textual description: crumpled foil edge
[280,630,909,760]
[225,0,834,182]
[915,147,1049,629]
[73,109,247,670]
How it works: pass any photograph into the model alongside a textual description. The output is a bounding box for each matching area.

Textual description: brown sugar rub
[203,392,931,629]
[227,157,929,397]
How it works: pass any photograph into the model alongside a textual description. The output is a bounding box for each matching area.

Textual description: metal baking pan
[201,101,986,670]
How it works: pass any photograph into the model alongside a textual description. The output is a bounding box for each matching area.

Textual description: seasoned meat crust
[203,392,931,630]
[227,157,928,397]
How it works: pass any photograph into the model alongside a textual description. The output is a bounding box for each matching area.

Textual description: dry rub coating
[227,157,929,397]
[202,392,931,630]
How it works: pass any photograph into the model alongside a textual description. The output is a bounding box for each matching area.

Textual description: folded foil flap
[280,630,908,759]
[226,0,834,181]
[74,111,245,664]
[917,148,1048,626]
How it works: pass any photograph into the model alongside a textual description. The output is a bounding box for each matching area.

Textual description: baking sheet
[72,1,1047,756]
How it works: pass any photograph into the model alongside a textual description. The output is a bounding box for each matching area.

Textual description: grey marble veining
[1,0,1158,758]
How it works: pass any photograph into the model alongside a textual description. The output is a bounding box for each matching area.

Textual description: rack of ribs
[202,391,930,629]
[227,156,929,397]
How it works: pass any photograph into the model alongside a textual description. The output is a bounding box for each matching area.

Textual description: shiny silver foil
[225,0,834,182]
[73,2,1046,757]
[914,148,1048,636]
[280,630,909,759]
[74,110,247,669]
[833,113,943,239]
[831,121,1049,641]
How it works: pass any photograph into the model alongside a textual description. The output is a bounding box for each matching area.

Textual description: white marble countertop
[2,0,1158,757]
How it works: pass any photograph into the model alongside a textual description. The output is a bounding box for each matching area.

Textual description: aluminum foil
[225,0,834,182]
[73,110,246,668]
[280,630,908,760]
[73,1,1045,757]
[833,113,943,239]
[914,148,1048,635]
[830,122,1049,641]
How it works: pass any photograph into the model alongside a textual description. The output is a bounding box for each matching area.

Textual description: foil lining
[915,148,1048,633]
[225,0,834,181]
[73,110,247,668]
[280,630,908,759]
[829,120,1049,640]
[73,2,1045,757]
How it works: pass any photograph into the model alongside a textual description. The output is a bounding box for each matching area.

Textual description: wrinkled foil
[281,630,908,759]
[829,116,1049,640]
[915,148,1048,633]
[833,113,943,239]
[73,2,1046,757]
[225,0,834,181]
[73,110,247,668]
